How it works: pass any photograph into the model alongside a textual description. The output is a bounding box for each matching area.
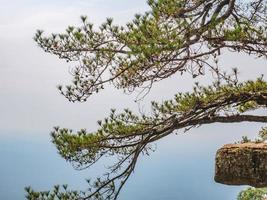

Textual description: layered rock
[215,143,267,187]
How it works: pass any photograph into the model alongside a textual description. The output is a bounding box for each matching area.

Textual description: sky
[0,1,266,199]
[0,0,150,132]
[0,0,265,133]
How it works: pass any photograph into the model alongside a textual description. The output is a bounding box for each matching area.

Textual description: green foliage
[26,78,267,200]
[34,0,267,102]
[29,0,267,199]
[238,126,267,144]
[52,78,267,166]
[237,187,267,200]
[259,127,267,141]
[25,185,81,200]
[240,136,252,144]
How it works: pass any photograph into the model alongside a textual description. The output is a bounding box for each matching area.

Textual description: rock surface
[214,143,267,187]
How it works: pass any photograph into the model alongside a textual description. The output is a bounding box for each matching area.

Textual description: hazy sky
[0,0,150,133]
[0,0,266,135]
[0,2,266,200]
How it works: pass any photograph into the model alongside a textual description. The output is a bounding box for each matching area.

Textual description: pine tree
[27,1,267,199]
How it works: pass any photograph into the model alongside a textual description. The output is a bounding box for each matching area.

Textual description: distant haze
[0,0,265,133]
[0,2,266,199]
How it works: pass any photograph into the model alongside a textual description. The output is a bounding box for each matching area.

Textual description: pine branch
[27,78,267,200]
[34,0,267,102]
